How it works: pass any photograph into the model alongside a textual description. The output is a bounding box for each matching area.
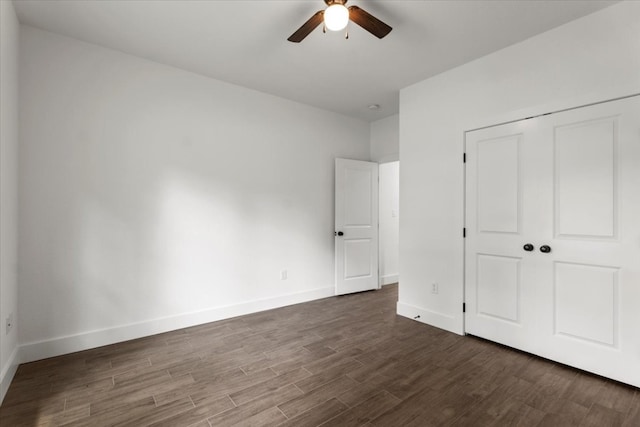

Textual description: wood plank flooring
[1,284,638,426]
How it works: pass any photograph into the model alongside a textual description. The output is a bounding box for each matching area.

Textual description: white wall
[399,2,640,333]
[18,26,370,361]
[370,114,399,163]
[378,161,399,286]
[0,0,20,402]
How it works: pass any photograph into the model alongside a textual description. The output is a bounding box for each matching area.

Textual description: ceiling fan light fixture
[287,0,391,43]
[324,4,349,31]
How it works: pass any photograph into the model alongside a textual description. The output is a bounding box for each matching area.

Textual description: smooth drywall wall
[370,114,399,163]
[399,1,640,333]
[379,161,399,286]
[19,26,370,361]
[0,0,20,402]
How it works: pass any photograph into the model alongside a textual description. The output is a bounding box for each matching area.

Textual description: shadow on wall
[51,166,335,345]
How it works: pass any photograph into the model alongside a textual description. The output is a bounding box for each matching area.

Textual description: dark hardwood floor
[1,284,638,426]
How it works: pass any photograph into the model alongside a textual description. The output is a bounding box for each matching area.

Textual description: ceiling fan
[288,0,392,43]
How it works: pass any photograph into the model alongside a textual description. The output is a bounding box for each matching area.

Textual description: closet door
[465,95,640,388]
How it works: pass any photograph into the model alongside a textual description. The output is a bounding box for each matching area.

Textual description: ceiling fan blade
[288,11,324,43]
[348,5,392,39]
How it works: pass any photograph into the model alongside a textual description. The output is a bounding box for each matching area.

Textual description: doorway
[379,161,399,286]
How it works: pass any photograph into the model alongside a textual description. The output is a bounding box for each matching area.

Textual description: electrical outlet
[6,312,13,334]
[281,270,288,280]
[431,283,439,294]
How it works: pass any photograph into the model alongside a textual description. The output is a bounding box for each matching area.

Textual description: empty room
[1,0,639,425]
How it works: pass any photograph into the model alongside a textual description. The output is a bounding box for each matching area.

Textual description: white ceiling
[13,0,618,122]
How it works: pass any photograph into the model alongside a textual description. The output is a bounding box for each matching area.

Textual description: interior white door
[465,95,640,388]
[335,158,379,295]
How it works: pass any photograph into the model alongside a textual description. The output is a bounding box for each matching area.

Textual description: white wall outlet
[280,270,288,280]
[6,312,14,334]
[431,283,439,294]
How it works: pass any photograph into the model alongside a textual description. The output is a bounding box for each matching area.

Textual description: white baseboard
[380,274,399,286]
[0,346,20,404]
[20,286,334,364]
[397,301,463,335]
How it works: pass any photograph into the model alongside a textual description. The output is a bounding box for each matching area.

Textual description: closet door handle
[540,245,551,253]
[523,243,534,252]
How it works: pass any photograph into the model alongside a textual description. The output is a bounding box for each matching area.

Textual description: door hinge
[463,153,466,163]
[463,303,466,313]
[463,228,466,238]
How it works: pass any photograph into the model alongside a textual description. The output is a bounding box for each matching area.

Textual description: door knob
[335,231,344,236]
[523,243,534,252]
[540,245,551,253]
